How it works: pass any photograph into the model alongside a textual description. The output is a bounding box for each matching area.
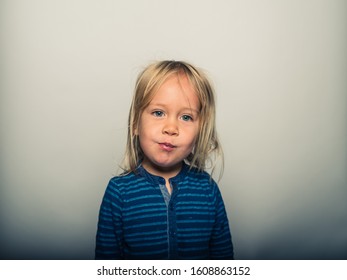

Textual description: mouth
[159,142,176,152]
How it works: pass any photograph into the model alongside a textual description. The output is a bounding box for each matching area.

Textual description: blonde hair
[122,60,223,178]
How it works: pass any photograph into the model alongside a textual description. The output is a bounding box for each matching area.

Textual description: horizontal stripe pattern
[95,163,233,260]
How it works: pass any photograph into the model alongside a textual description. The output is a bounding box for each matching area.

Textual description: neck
[141,160,183,181]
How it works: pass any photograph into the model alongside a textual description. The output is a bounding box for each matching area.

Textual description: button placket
[167,181,178,259]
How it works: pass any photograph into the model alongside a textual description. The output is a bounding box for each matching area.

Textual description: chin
[153,159,182,170]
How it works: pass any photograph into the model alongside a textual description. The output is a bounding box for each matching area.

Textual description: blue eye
[153,111,164,117]
[181,115,193,122]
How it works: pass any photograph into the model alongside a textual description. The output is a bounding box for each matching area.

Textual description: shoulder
[186,166,216,183]
[184,166,219,191]
[105,171,146,195]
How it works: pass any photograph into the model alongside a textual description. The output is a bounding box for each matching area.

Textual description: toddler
[95,60,233,259]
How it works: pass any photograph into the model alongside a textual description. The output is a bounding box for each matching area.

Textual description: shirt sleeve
[95,179,124,259]
[209,181,234,259]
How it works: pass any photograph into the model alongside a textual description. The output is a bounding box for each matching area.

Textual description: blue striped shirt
[95,162,234,259]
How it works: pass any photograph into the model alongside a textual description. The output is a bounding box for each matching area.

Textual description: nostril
[163,126,179,136]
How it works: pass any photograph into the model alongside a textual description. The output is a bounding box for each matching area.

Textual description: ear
[133,125,139,136]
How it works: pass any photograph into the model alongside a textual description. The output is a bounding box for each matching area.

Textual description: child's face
[137,74,200,178]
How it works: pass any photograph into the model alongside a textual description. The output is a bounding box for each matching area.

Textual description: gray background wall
[1,0,346,260]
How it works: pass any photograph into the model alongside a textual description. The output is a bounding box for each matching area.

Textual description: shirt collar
[136,161,189,186]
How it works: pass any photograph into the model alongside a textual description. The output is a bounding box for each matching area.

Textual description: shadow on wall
[250,218,347,260]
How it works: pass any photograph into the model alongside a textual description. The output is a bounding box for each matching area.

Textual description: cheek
[186,127,199,146]
[138,122,155,142]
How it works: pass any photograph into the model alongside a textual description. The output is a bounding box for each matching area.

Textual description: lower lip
[159,143,175,152]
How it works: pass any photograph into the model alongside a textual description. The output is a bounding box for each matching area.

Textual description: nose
[162,118,179,136]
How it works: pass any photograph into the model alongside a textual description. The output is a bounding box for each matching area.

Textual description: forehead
[149,73,200,110]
